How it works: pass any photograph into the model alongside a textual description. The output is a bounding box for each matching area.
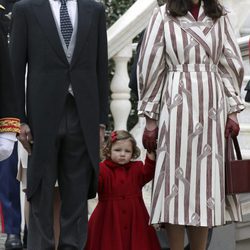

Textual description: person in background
[85,130,161,250]
[10,0,109,249]
[245,80,250,102]
[0,1,21,249]
[0,1,19,161]
[137,0,245,249]
[0,144,22,250]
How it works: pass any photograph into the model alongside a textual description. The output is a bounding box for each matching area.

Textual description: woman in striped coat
[137,0,245,249]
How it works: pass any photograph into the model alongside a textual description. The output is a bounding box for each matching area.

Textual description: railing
[107,0,158,130]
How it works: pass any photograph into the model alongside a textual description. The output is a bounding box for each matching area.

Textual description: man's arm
[97,3,109,127]
[9,1,28,123]
[10,2,33,154]
[0,4,20,161]
[96,4,109,146]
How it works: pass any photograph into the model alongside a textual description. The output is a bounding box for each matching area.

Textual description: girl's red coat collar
[102,159,132,169]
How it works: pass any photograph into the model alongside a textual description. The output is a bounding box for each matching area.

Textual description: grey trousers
[27,95,93,250]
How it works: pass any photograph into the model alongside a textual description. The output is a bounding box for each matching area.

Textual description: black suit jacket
[10,0,109,199]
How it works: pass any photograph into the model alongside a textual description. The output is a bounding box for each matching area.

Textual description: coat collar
[32,0,92,66]
[103,159,132,170]
[165,2,217,58]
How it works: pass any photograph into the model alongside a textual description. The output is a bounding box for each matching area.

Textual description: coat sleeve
[218,14,245,114]
[138,157,156,186]
[137,7,166,120]
[9,2,28,124]
[0,6,20,133]
[97,3,109,126]
[97,162,105,193]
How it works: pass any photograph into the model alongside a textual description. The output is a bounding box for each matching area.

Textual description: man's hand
[225,113,240,138]
[17,123,33,155]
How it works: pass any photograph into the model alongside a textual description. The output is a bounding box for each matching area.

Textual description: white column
[110,43,133,130]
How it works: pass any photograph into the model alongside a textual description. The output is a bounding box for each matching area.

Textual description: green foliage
[158,0,165,6]
[103,0,136,27]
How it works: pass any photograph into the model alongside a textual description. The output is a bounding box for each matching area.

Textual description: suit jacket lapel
[71,0,92,67]
[32,0,68,64]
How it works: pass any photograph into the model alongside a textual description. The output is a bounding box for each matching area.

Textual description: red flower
[111,131,117,142]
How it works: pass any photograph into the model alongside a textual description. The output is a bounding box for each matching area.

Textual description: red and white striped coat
[137,3,245,227]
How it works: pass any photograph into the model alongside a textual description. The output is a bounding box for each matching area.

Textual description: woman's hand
[225,113,240,138]
[143,117,158,152]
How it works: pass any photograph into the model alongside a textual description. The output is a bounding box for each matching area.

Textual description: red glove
[225,117,240,138]
[142,127,158,152]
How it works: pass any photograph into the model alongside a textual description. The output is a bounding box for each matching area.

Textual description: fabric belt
[167,64,218,73]
[99,193,142,201]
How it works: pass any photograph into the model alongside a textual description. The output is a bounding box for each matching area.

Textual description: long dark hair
[166,0,224,20]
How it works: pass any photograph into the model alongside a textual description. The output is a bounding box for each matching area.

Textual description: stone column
[110,43,133,130]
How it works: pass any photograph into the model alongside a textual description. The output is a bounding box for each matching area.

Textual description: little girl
[85,130,161,250]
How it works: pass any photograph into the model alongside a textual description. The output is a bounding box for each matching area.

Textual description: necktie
[60,0,73,47]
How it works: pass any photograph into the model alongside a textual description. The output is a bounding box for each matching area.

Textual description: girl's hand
[225,113,240,138]
[147,151,156,161]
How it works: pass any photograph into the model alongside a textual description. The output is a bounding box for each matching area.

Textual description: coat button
[202,55,210,64]
[211,64,217,72]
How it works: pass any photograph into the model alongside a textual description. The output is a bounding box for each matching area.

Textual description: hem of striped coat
[148,218,242,228]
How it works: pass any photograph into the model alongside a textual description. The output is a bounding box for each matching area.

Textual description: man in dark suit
[0,2,23,249]
[10,0,109,249]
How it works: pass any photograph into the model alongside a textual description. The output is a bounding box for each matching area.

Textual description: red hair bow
[111,131,117,142]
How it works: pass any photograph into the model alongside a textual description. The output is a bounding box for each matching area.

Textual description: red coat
[85,157,161,250]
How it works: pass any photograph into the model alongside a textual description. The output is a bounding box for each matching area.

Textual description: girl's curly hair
[102,130,140,160]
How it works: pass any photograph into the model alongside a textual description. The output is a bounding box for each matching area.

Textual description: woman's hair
[102,130,141,160]
[166,0,224,20]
